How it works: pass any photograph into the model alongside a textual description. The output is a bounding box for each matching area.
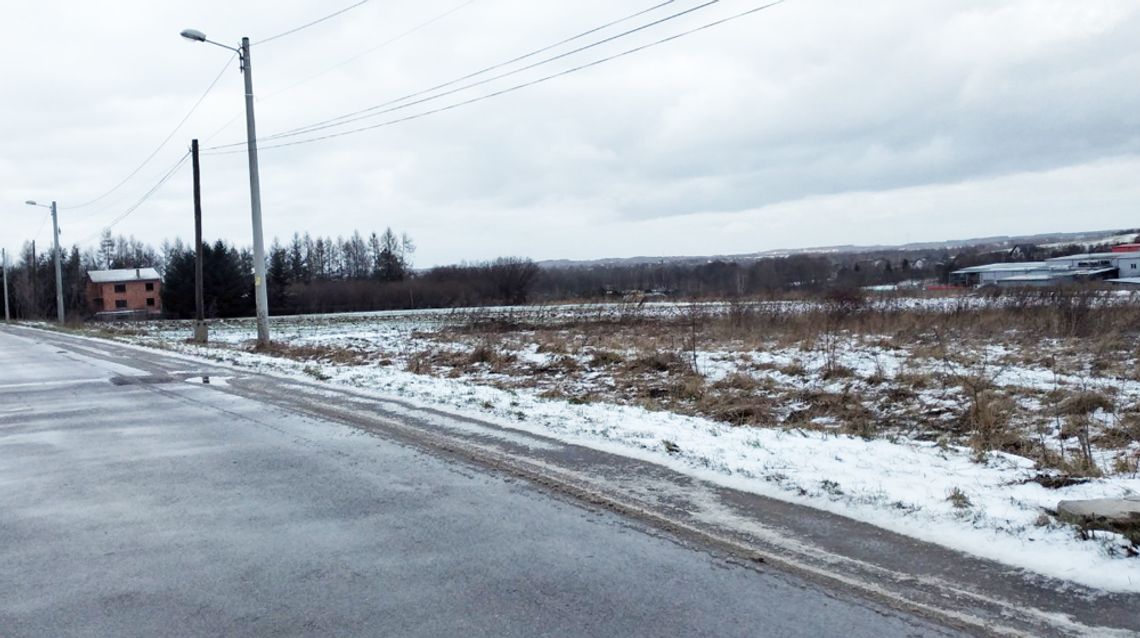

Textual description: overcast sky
[2,0,1138,267]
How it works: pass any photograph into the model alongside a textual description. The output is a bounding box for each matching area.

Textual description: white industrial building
[951,251,1140,288]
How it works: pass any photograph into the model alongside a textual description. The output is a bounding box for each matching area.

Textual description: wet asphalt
[0,328,962,637]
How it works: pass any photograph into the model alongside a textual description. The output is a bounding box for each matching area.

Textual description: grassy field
[92,291,1140,479]
[73,289,1140,587]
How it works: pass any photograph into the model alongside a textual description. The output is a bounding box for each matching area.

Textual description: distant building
[949,262,1051,287]
[1106,277,1140,288]
[86,268,162,319]
[950,250,1140,288]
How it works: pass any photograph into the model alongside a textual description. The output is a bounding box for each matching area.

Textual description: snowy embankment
[84,305,1140,592]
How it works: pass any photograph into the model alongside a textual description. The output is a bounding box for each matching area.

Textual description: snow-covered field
[75,299,1140,592]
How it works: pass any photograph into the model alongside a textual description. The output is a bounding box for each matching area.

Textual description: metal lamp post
[180,28,270,346]
[25,200,65,323]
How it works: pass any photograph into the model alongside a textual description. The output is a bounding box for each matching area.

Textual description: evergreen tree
[289,233,308,283]
[267,242,291,314]
[161,241,254,318]
[375,227,407,282]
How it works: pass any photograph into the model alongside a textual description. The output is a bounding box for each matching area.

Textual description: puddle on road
[183,375,234,386]
[109,375,175,386]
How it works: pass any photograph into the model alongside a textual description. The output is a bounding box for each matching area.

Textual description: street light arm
[180,28,240,53]
[202,38,240,53]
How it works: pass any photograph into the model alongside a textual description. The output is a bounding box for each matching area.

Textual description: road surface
[0,326,966,637]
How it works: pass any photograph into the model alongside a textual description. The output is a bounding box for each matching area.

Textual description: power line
[202,110,245,145]
[256,0,374,45]
[271,0,667,129]
[32,212,51,243]
[63,54,234,211]
[201,1,479,148]
[260,0,480,101]
[213,0,691,149]
[205,0,786,154]
[78,152,191,245]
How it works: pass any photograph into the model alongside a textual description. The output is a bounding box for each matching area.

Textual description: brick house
[86,268,162,319]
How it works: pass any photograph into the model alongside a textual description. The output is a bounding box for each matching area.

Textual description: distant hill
[537,228,1140,269]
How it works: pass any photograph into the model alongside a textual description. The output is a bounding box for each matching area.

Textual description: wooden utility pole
[2,248,10,322]
[30,240,37,318]
[191,139,208,343]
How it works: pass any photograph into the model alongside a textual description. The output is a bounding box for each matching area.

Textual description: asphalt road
[0,327,967,637]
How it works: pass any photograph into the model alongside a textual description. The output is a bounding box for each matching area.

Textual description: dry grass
[253,341,369,365]
[449,294,1140,476]
[155,290,1140,478]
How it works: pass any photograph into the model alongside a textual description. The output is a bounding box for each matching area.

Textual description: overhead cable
[263,0,480,99]
[32,212,51,243]
[266,0,677,138]
[205,0,786,154]
[208,0,692,150]
[256,0,374,45]
[202,1,479,146]
[80,152,191,244]
[63,54,234,211]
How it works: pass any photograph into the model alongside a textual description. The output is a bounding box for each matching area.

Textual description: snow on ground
[67,303,1140,592]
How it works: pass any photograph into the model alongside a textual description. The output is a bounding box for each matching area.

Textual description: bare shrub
[946,487,972,509]
[1052,389,1113,476]
[589,350,625,367]
[1056,391,1114,416]
[254,341,367,365]
[700,398,773,426]
[895,370,934,390]
[960,386,1018,453]
[785,388,874,432]
[535,355,581,375]
[624,351,691,375]
[666,374,707,402]
[468,344,498,365]
[821,364,855,380]
[405,352,431,374]
[778,361,808,377]
[711,372,765,392]
[822,287,867,318]
[535,335,570,355]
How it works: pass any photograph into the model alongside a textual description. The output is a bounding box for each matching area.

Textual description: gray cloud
[2,0,1139,266]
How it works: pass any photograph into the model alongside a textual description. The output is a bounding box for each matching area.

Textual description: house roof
[1045,252,1130,262]
[1071,267,1118,276]
[88,268,161,283]
[997,267,1115,282]
[995,274,1058,282]
[951,262,1048,275]
[1107,277,1140,286]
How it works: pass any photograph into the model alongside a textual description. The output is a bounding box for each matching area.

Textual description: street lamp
[180,28,270,346]
[25,200,65,324]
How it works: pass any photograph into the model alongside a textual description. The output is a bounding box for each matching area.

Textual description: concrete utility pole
[180,29,270,346]
[2,248,10,322]
[241,37,270,347]
[191,139,208,343]
[26,200,65,323]
[51,201,64,324]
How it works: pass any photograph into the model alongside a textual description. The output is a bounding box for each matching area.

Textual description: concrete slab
[1057,497,1140,539]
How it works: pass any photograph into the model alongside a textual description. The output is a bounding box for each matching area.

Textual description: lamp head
[25,200,36,206]
[180,29,207,42]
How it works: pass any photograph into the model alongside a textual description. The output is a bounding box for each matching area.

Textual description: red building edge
[86,269,162,320]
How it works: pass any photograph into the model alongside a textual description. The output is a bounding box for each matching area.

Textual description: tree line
[4,227,1131,322]
[0,227,543,320]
